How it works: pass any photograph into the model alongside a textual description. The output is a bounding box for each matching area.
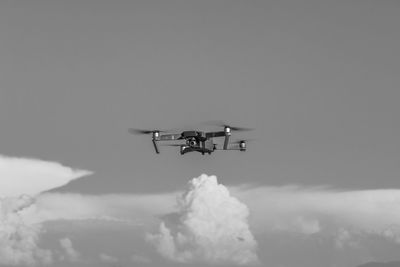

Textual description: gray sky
[0,1,399,267]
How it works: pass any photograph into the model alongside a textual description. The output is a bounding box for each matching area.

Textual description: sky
[0,1,399,267]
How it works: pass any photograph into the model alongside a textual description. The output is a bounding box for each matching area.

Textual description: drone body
[130,124,250,155]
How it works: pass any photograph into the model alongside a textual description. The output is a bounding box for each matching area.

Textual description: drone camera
[189,140,197,146]
[186,137,197,147]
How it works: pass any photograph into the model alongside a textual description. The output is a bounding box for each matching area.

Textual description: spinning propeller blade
[202,121,253,132]
[128,128,166,135]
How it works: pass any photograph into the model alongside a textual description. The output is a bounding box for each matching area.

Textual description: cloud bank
[0,154,92,266]
[33,179,400,266]
[0,155,92,197]
[4,154,400,267]
[26,192,176,224]
[147,174,259,265]
[0,195,53,266]
[232,185,400,247]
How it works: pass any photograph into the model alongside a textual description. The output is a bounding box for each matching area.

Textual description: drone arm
[205,131,225,138]
[151,134,181,154]
[159,134,182,141]
[215,144,246,151]
[226,141,246,152]
[205,130,231,150]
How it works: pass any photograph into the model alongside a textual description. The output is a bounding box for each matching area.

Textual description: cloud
[0,189,177,266]
[0,195,53,266]
[0,154,92,197]
[334,228,360,249]
[8,156,400,266]
[147,174,259,265]
[99,253,119,263]
[1,191,176,266]
[59,238,80,262]
[0,154,92,266]
[231,185,400,247]
[24,192,176,225]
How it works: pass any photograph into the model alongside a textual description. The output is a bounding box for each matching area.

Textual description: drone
[129,122,252,155]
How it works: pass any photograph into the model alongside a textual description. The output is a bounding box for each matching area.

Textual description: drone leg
[152,139,160,154]
[201,141,206,153]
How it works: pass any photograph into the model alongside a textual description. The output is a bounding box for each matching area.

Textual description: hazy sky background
[0,1,399,267]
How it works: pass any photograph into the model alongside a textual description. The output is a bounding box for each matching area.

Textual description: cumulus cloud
[0,154,92,266]
[147,174,259,265]
[1,188,176,266]
[231,185,400,247]
[59,238,80,262]
[0,195,53,266]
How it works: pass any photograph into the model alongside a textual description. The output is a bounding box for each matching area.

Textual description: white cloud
[29,179,400,265]
[0,195,53,266]
[231,185,400,247]
[8,156,400,266]
[59,238,80,262]
[0,190,176,266]
[24,192,176,224]
[0,154,92,197]
[147,174,259,265]
[0,154,92,266]
[334,228,360,249]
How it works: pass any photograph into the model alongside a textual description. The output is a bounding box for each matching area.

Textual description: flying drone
[129,122,252,155]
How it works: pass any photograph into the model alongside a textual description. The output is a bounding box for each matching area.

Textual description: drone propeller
[229,126,253,132]
[202,120,253,132]
[128,128,166,135]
